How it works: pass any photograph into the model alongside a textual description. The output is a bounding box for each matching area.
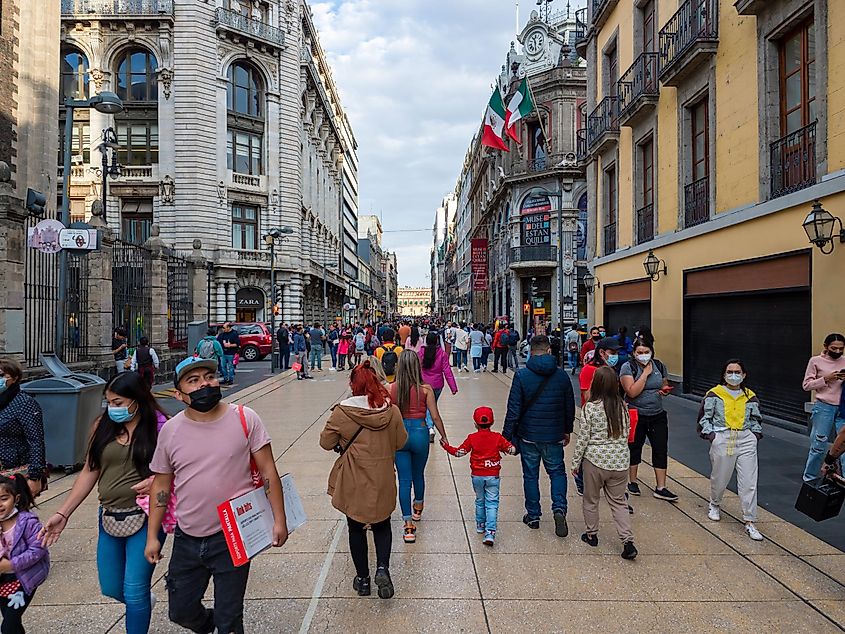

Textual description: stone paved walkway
[25,368,845,633]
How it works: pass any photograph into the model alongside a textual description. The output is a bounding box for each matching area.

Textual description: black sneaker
[575,481,584,497]
[580,532,598,547]
[352,576,371,596]
[653,487,679,502]
[522,514,540,529]
[627,482,641,496]
[553,511,568,537]
[621,541,638,560]
[374,566,394,599]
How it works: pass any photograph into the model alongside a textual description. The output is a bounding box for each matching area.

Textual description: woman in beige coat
[320,360,407,599]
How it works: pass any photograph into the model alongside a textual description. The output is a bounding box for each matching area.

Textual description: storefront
[602,279,651,338]
[236,287,265,322]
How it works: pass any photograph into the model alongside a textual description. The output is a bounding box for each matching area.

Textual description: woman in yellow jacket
[697,359,764,541]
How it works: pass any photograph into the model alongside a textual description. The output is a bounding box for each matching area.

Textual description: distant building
[398,287,432,317]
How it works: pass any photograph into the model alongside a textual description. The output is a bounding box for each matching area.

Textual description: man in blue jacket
[292,325,313,380]
[503,335,576,537]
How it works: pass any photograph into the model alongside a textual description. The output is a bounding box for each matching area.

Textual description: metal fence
[112,240,152,348]
[23,218,90,368]
[166,252,193,350]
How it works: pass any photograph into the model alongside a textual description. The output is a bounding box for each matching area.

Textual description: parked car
[210,322,273,361]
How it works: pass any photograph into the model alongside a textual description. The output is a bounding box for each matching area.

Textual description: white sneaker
[707,504,721,522]
[330,367,337,372]
[745,523,763,541]
[150,592,157,610]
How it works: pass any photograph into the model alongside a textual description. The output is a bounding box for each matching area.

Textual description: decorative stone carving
[159,175,175,204]
[90,68,105,92]
[158,68,174,100]
[217,181,227,208]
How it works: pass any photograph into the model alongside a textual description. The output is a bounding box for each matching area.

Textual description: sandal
[403,525,417,543]
[411,503,424,521]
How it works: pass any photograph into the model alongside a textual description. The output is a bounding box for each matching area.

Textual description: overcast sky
[311,1,532,287]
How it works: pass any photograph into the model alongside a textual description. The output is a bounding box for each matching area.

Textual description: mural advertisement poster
[521,190,552,247]
[471,238,489,291]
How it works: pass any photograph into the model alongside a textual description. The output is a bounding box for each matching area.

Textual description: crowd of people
[0,317,842,631]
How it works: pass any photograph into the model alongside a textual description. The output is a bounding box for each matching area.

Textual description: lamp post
[803,199,845,254]
[320,260,340,328]
[264,226,294,372]
[94,127,121,223]
[206,261,214,323]
[57,91,123,360]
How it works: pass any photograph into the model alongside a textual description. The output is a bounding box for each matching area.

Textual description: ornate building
[58,0,358,324]
[398,287,432,317]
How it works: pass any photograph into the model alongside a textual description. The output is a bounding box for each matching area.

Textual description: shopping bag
[627,408,638,444]
[291,362,303,372]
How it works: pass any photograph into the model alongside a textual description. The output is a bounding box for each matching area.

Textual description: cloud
[310,0,521,286]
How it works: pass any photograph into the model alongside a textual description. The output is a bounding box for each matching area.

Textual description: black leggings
[629,410,669,469]
[0,574,35,634]
[347,516,392,578]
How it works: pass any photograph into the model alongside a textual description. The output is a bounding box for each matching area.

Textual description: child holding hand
[441,407,516,546]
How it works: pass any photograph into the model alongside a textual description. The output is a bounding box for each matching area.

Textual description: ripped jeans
[803,401,845,482]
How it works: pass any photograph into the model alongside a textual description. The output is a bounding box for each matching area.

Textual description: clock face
[525,30,545,57]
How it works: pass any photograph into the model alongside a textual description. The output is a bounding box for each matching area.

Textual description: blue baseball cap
[173,356,218,387]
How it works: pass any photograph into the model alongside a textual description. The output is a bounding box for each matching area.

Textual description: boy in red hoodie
[441,407,516,545]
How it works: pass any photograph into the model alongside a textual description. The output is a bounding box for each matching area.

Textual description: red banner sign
[471,239,489,291]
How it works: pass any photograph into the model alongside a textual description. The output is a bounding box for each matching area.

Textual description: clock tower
[517,10,566,76]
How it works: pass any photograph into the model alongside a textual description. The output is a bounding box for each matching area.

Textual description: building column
[84,228,116,367]
[227,283,236,320]
[216,282,227,322]
[0,181,26,361]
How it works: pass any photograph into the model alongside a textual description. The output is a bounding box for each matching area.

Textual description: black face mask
[187,385,223,412]
[828,350,843,360]
[592,335,601,341]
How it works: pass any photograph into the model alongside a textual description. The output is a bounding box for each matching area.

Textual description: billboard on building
[471,238,489,290]
[520,190,552,247]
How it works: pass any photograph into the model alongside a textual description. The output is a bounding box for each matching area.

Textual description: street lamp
[643,249,668,281]
[93,127,121,223]
[583,271,600,294]
[56,90,124,360]
[264,226,294,372]
[803,199,845,255]
[206,261,214,323]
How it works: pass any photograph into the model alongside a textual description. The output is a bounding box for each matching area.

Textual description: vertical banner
[471,239,489,291]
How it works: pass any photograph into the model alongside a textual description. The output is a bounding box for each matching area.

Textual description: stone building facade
[58,0,357,326]
[398,286,432,317]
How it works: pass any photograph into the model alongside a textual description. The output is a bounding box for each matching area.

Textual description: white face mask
[725,373,744,387]
[636,353,652,365]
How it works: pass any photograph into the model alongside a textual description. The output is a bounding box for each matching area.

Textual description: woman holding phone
[619,338,677,502]
[802,333,845,481]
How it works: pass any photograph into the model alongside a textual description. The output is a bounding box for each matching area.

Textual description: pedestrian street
[24,368,845,633]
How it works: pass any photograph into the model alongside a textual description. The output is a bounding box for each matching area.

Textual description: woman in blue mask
[38,372,169,634]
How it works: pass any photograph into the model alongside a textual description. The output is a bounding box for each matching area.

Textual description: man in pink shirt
[801,333,845,481]
[145,357,288,633]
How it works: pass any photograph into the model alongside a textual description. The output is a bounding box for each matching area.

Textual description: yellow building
[576,0,844,424]
[397,287,432,317]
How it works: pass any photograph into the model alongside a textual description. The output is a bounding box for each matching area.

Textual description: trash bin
[20,354,106,473]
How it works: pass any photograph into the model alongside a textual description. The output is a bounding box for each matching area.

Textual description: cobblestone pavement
[26,368,845,633]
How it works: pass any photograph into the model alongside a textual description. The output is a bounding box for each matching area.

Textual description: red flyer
[217,487,274,567]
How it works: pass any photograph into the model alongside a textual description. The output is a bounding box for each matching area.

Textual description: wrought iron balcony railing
[636,204,654,244]
[574,8,588,41]
[770,121,817,199]
[576,129,588,162]
[528,157,548,172]
[659,0,719,81]
[603,223,617,256]
[215,7,285,48]
[61,0,173,17]
[618,52,660,118]
[511,245,558,264]
[684,176,710,228]
[586,96,619,150]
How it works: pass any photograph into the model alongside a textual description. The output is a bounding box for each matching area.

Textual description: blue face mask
[108,404,135,424]
[0,377,6,393]
[606,354,619,367]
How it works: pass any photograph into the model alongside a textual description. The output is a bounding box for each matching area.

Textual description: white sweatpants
[709,429,759,522]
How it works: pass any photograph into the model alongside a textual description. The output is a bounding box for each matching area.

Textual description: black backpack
[380,344,399,376]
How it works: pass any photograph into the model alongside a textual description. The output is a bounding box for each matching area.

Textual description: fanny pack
[101,506,146,537]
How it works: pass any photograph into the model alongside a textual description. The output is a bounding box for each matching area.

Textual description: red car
[211,322,273,361]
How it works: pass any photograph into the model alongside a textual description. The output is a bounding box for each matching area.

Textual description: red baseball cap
[473,406,495,427]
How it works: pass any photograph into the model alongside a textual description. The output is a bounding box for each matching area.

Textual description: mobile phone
[661,386,675,393]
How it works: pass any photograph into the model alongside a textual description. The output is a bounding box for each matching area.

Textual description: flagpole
[524,75,551,154]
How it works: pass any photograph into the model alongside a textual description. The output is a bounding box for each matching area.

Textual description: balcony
[510,245,558,270]
[61,0,173,20]
[658,0,719,87]
[216,248,272,270]
[215,7,285,52]
[591,0,620,31]
[684,176,710,228]
[576,129,588,165]
[770,121,817,199]
[618,52,660,127]
[587,96,619,155]
[636,204,655,244]
[603,223,617,256]
[116,165,156,180]
[574,8,589,58]
[734,0,765,15]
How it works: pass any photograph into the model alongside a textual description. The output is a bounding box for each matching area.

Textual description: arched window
[60,47,89,101]
[115,48,158,102]
[226,61,265,176]
[114,48,159,166]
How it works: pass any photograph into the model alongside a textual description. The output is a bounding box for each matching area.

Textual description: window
[606,165,617,225]
[691,98,709,181]
[527,121,547,163]
[115,49,158,103]
[642,1,656,53]
[641,139,654,207]
[59,122,90,166]
[227,61,265,176]
[226,0,268,22]
[605,46,619,97]
[227,130,263,175]
[60,48,89,101]
[121,199,153,245]
[227,63,263,118]
[779,20,816,134]
[116,121,159,166]
[232,204,258,250]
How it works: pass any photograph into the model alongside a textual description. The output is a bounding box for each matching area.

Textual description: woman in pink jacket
[337,328,352,371]
[418,332,458,442]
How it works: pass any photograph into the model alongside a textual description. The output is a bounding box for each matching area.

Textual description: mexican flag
[481,87,509,152]
[505,78,534,143]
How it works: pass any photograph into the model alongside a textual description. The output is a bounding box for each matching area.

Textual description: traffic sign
[59,228,98,251]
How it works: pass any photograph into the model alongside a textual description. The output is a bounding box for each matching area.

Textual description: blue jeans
[395,418,431,520]
[455,349,467,367]
[425,388,442,431]
[803,401,845,481]
[329,343,338,368]
[221,354,235,382]
[310,345,323,370]
[472,475,501,533]
[97,511,164,634]
[567,351,579,369]
[519,440,568,518]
